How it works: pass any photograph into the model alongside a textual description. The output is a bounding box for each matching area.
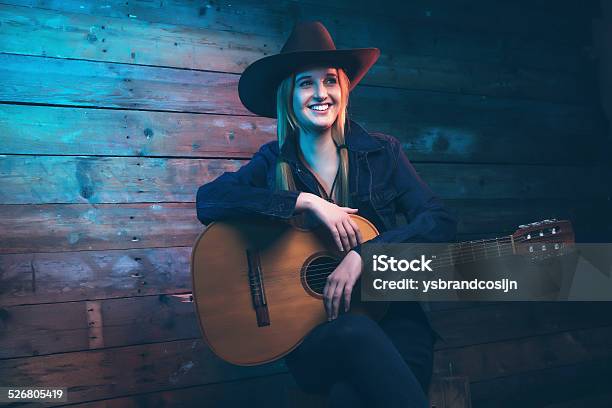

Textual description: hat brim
[238,48,380,118]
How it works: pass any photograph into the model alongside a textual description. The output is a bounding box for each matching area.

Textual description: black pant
[285,309,435,407]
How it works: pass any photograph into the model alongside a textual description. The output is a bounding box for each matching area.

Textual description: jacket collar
[279,120,382,163]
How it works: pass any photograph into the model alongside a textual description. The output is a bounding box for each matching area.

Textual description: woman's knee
[328,314,386,349]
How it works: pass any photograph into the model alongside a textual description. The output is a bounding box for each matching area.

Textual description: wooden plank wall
[1,1,611,407]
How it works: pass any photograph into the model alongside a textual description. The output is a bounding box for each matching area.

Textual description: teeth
[310,104,329,111]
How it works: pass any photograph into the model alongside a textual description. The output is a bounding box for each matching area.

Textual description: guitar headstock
[511,219,574,259]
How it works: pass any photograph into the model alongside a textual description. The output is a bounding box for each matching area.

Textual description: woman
[196,21,456,407]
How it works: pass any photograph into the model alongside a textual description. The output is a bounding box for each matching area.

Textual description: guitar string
[241,236,564,288]
[238,233,552,279]
[246,246,520,288]
[242,237,568,289]
[238,235,516,278]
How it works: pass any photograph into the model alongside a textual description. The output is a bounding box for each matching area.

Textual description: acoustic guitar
[191,216,574,366]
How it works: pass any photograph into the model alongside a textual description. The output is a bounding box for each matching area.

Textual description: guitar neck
[439,219,572,267]
[446,235,515,267]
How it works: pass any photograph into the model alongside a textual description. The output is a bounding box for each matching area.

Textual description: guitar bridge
[246,249,270,327]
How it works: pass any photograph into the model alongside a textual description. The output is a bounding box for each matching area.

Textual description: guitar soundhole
[304,256,340,295]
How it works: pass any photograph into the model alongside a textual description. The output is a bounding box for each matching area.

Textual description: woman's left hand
[323,250,363,320]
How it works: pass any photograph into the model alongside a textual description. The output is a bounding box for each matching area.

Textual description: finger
[348,218,363,244]
[336,222,350,252]
[324,278,337,320]
[329,227,343,252]
[340,207,359,213]
[332,282,345,319]
[342,218,358,248]
[344,281,354,312]
[323,279,331,319]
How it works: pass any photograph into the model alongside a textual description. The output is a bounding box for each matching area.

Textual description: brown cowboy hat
[238,21,380,118]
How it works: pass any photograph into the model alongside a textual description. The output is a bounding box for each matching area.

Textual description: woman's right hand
[295,192,362,252]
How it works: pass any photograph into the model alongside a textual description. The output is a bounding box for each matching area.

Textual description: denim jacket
[196,121,457,332]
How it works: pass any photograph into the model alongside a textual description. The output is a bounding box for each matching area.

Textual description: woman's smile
[309,103,333,113]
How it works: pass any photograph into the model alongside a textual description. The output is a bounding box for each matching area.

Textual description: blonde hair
[275,68,351,206]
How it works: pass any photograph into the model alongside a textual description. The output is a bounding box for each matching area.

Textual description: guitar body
[191,214,386,366]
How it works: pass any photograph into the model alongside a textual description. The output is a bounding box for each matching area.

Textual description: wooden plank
[0,104,603,165]
[470,358,612,408]
[63,372,296,408]
[0,53,603,140]
[0,105,276,158]
[0,338,287,405]
[0,54,247,114]
[286,375,472,408]
[451,198,611,242]
[0,300,90,357]
[543,390,612,408]
[0,198,605,254]
[433,325,612,382]
[418,164,607,201]
[0,156,241,204]
[0,294,197,358]
[0,155,607,204]
[0,3,267,76]
[0,1,591,84]
[0,202,201,254]
[432,302,612,349]
[0,247,192,306]
[348,85,601,137]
